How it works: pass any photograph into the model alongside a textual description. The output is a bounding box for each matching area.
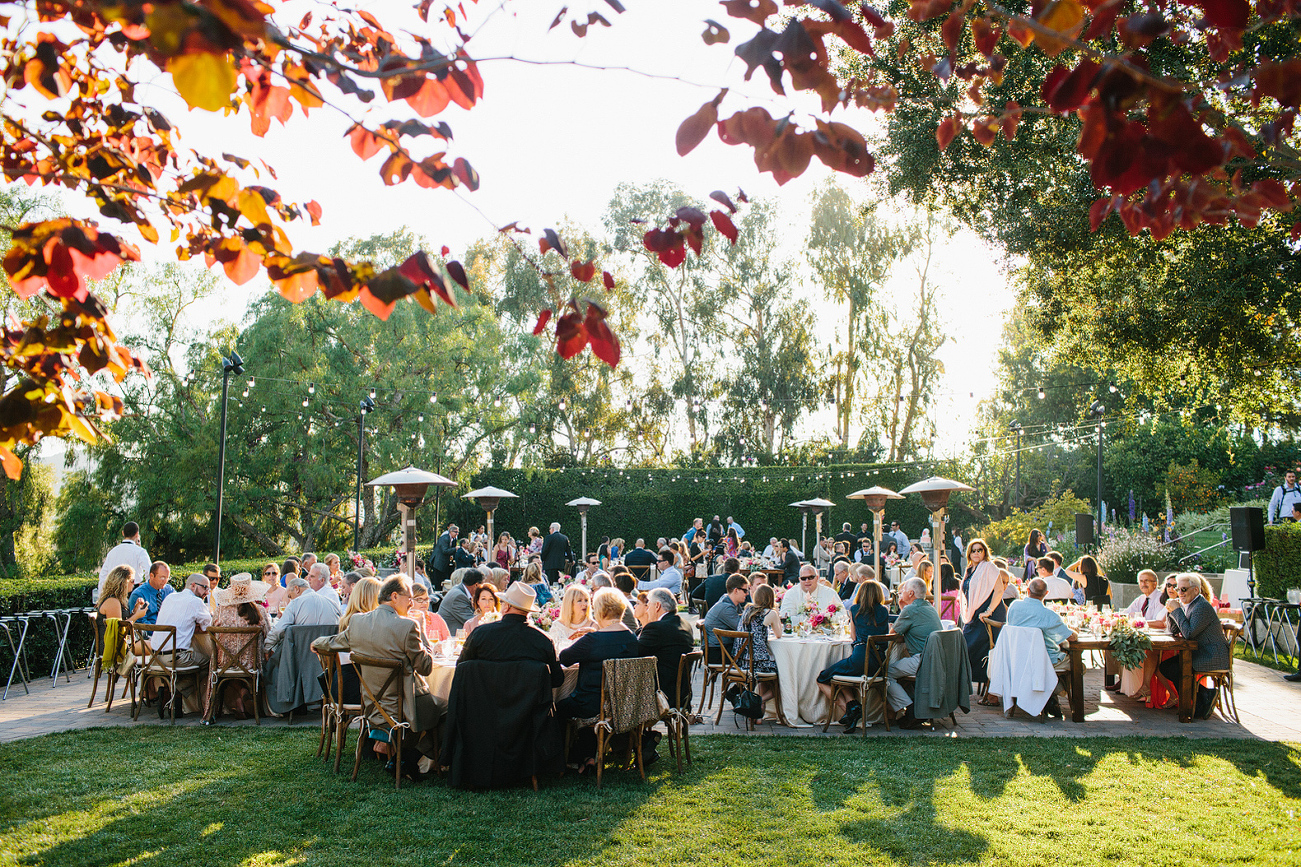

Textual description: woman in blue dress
[961,538,1011,706]
[816,579,890,732]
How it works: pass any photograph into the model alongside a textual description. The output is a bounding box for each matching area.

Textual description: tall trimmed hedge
[1254,524,1301,599]
[440,462,975,554]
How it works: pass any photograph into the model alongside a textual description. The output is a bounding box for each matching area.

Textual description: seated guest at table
[464,585,502,635]
[127,561,175,626]
[854,538,874,564]
[632,591,653,630]
[266,577,339,655]
[638,549,683,595]
[151,572,213,716]
[96,565,149,667]
[556,587,643,771]
[779,565,842,620]
[550,584,597,646]
[691,556,739,613]
[961,539,1009,705]
[340,576,381,630]
[701,575,749,665]
[818,579,891,732]
[307,564,342,615]
[454,537,478,571]
[1005,577,1078,719]
[517,561,553,606]
[885,577,943,729]
[437,568,481,635]
[203,573,272,719]
[1157,573,1230,720]
[460,581,563,686]
[262,563,289,614]
[409,584,450,642]
[313,576,444,779]
[737,583,783,710]
[1116,569,1165,699]
[1033,558,1073,602]
[595,572,640,631]
[761,537,779,560]
[831,560,855,600]
[772,540,800,584]
[638,587,695,709]
[624,538,658,571]
[339,570,363,604]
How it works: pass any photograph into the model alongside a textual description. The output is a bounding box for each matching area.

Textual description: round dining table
[768,636,852,726]
[423,657,580,702]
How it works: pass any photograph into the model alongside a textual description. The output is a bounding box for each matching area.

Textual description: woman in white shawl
[961,539,1010,705]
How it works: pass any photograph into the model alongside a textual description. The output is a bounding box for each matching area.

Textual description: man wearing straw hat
[458,582,563,687]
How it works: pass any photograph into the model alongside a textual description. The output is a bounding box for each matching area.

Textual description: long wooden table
[1067,632,1195,723]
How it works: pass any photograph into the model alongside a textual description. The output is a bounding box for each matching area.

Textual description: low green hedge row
[1253,524,1301,600]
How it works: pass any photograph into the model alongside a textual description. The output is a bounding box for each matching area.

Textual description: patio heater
[790,500,814,561]
[899,477,975,616]
[565,496,602,561]
[846,486,904,585]
[368,466,456,584]
[463,486,519,555]
[802,497,835,562]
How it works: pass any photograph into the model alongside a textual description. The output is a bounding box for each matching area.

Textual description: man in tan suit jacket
[313,575,444,766]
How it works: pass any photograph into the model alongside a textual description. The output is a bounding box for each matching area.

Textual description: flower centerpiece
[1108,616,1153,669]
[530,603,561,631]
[348,551,375,572]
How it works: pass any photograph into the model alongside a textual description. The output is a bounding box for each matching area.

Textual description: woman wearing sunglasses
[961,538,1010,706]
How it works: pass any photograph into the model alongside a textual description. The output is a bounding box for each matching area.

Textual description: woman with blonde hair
[262,562,290,614]
[521,559,553,605]
[95,565,149,667]
[339,576,381,630]
[550,584,597,646]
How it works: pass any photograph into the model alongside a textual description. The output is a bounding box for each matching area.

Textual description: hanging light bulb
[494,398,501,408]
[242,389,249,398]
[1037,386,1045,400]
[302,398,309,407]
[307,384,314,394]
[297,413,303,420]
[430,392,437,403]
[369,388,376,399]
[529,424,537,434]
[1108,384,1117,393]
[418,414,424,423]
[418,436,425,448]
[247,377,254,389]
[559,399,567,411]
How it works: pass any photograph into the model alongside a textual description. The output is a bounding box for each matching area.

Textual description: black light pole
[213,350,244,565]
[1090,400,1105,537]
[1009,420,1022,510]
[354,395,376,550]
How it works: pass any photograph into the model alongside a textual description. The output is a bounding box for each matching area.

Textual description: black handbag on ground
[733,686,764,720]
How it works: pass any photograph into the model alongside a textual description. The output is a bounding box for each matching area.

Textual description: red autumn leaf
[222,244,261,285]
[702,19,730,44]
[970,116,999,146]
[1254,60,1301,109]
[675,207,708,229]
[1083,0,1122,40]
[555,307,588,359]
[720,0,778,25]
[571,260,596,282]
[710,190,739,213]
[407,76,452,117]
[677,90,728,157]
[533,308,553,335]
[452,157,480,191]
[1190,0,1248,30]
[710,210,739,244]
[583,301,621,367]
[935,115,961,151]
[602,270,615,290]
[1043,60,1101,113]
[347,124,387,161]
[445,259,469,291]
[1088,197,1117,231]
[1251,179,1291,210]
[359,285,397,320]
[941,9,964,50]
[543,228,568,259]
[304,200,322,226]
[0,446,21,481]
[657,243,687,268]
[861,4,887,27]
[1001,101,1022,139]
[398,250,438,286]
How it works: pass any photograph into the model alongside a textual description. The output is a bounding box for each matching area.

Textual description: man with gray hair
[300,552,318,577]
[885,576,943,729]
[266,576,338,654]
[308,562,342,614]
[541,521,571,585]
[638,587,695,708]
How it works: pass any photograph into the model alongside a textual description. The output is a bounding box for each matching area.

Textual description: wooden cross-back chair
[131,624,205,725]
[711,628,788,730]
[348,653,409,790]
[205,626,263,724]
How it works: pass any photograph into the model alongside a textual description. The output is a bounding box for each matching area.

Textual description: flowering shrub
[1095,527,1179,585]
[976,491,1094,559]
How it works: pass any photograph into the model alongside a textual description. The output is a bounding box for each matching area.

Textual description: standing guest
[885,577,944,729]
[737,584,782,709]
[409,584,450,642]
[779,565,840,620]
[726,516,746,539]
[541,522,572,585]
[701,575,748,664]
[813,538,834,575]
[1022,529,1048,584]
[526,526,544,555]
[266,577,338,654]
[1268,469,1301,524]
[638,587,695,709]
[127,562,175,626]
[438,568,482,635]
[313,576,445,779]
[463,585,502,635]
[151,573,213,717]
[550,584,597,646]
[432,524,460,590]
[1158,573,1230,719]
[706,516,724,545]
[638,549,682,595]
[856,522,872,549]
[458,581,563,683]
[721,528,741,561]
[492,533,516,571]
[299,553,318,581]
[307,563,342,614]
[949,530,965,573]
[889,522,910,557]
[262,563,289,614]
[1066,555,1110,607]
[451,538,477,571]
[683,517,705,544]
[1005,577,1078,719]
[97,521,153,599]
[204,573,272,719]
[834,523,859,556]
[340,576,382,630]
[557,587,643,772]
[961,539,1010,704]
[817,579,891,732]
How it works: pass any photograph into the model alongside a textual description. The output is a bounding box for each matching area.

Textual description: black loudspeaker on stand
[1229,506,1265,597]
[1075,512,1095,548]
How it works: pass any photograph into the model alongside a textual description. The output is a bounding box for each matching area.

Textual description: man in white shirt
[779,565,843,620]
[308,563,342,614]
[97,521,152,600]
[637,550,683,597]
[762,537,779,560]
[1268,470,1301,523]
[267,577,339,653]
[1035,558,1075,601]
[149,572,213,717]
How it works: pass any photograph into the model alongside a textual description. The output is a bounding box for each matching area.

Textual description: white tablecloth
[423,659,579,702]
[769,637,852,726]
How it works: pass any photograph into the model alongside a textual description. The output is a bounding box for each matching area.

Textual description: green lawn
[1,729,1298,867]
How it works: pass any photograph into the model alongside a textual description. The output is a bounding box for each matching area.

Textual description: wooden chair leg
[335,715,349,774]
[714,682,729,725]
[351,725,367,782]
[87,659,102,709]
[252,680,260,725]
[595,726,606,789]
[683,720,692,766]
[635,724,646,782]
[393,729,403,791]
[531,775,538,791]
[103,671,119,712]
[318,706,330,758]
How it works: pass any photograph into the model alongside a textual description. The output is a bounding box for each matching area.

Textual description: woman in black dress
[816,579,891,732]
[961,539,1010,705]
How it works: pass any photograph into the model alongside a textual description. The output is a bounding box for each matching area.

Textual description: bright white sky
[45,0,1015,457]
